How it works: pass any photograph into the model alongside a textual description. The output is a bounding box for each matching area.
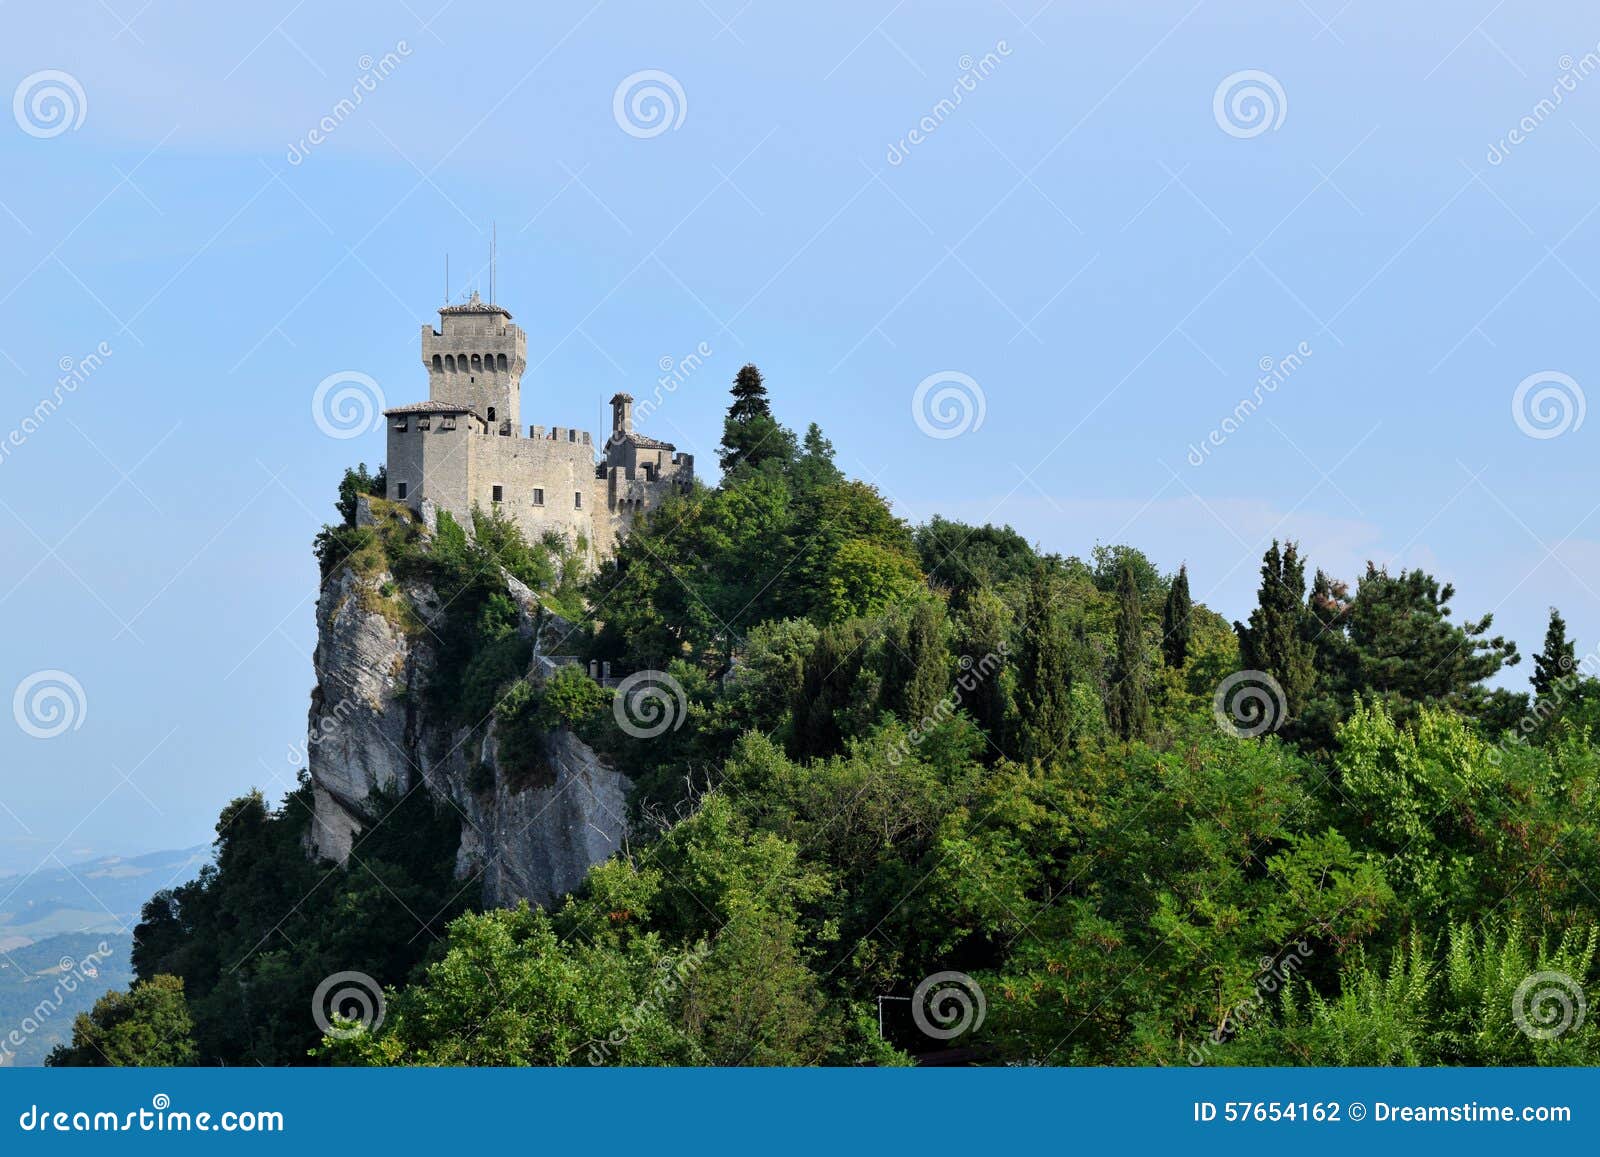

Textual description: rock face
[306,499,630,908]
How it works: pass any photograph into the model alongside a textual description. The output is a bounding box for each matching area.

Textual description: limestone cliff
[304,497,630,909]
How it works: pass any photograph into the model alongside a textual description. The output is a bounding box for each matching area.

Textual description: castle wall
[469,429,599,552]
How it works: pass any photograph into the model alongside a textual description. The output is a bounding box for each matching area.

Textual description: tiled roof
[625,432,676,450]
[438,290,511,319]
[384,401,484,417]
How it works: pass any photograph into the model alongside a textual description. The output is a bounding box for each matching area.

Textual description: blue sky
[2,0,1598,869]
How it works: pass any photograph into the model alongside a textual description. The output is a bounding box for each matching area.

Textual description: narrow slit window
[397,482,408,500]
[492,485,503,503]
[532,488,544,506]
[574,491,582,509]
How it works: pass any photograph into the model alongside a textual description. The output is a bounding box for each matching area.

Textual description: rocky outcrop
[305,498,630,908]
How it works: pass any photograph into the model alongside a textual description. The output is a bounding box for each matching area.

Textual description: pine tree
[1108,561,1150,740]
[1013,565,1074,763]
[718,364,796,475]
[1532,606,1576,699]
[1161,563,1192,668]
[1235,540,1316,722]
[793,422,842,491]
[728,363,771,423]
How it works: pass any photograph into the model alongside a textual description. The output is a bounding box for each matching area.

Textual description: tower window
[567,429,576,442]
[532,488,544,506]
[432,354,442,371]
[574,491,582,509]
[487,407,496,422]
[497,354,508,371]
[492,485,503,503]
[397,482,408,500]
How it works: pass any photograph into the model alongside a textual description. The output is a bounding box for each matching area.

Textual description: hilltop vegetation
[57,365,1600,1066]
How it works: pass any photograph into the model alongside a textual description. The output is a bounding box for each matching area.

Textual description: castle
[383,291,693,556]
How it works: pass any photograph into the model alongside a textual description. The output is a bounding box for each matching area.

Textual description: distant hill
[0,847,205,1067]
[0,931,135,1066]
[0,847,208,952]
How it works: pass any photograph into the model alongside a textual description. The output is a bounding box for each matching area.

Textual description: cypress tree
[1013,565,1074,763]
[882,597,950,724]
[1109,561,1150,741]
[1234,540,1316,721]
[1161,564,1192,668]
[1532,606,1576,699]
[955,587,1012,749]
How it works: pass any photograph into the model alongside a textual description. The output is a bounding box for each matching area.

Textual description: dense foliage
[60,366,1600,1067]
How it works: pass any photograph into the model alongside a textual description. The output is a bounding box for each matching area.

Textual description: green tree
[913,517,1038,605]
[881,596,951,724]
[1161,563,1192,668]
[334,462,386,526]
[1235,541,1316,724]
[717,363,796,476]
[1532,606,1576,700]
[1326,565,1520,726]
[954,586,1013,746]
[1013,566,1076,763]
[47,975,197,1067]
[794,422,843,492]
[1108,561,1150,741]
[322,903,688,1066]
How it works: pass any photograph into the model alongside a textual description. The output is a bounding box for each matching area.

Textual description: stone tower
[386,289,693,561]
[419,290,527,434]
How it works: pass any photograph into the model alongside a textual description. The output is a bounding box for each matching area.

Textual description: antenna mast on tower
[490,222,497,305]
